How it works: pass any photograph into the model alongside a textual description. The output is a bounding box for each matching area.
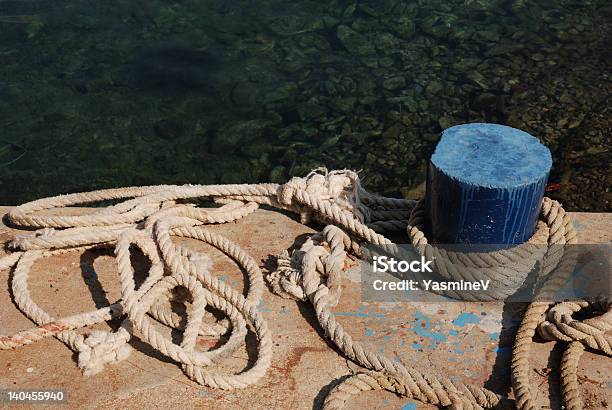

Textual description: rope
[0,168,609,409]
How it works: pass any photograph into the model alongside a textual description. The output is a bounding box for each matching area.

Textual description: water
[0,0,610,210]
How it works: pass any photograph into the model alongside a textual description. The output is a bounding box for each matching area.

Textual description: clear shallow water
[0,0,610,210]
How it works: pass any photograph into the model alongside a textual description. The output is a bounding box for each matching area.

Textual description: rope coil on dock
[0,168,609,409]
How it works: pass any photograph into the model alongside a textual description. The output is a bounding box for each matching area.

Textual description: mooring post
[426,123,552,244]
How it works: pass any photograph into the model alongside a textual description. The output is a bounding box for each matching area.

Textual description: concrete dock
[0,207,610,409]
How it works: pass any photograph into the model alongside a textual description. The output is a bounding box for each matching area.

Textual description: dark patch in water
[119,46,224,94]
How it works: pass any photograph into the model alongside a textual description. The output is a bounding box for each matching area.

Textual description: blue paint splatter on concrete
[411,342,424,350]
[452,312,480,327]
[257,299,272,312]
[412,311,447,344]
[334,306,386,319]
[572,219,589,231]
[401,402,417,410]
[449,329,459,336]
[365,328,373,337]
[489,332,500,341]
[335,311,368,318]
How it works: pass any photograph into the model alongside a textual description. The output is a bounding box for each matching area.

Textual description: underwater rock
[477,27,501,42]
[241,139,270,158]
[297,99,325,121]
[383,123,403,141]
[320,135,341,151]
[438,116,454,130]
[419,14,459,39]
[465,70,490,89]
[426,80,444,96]
[487,42,524,56]
[268,15,323,37]
[152,5,193,34]
[234,33,276,55]
[261,83,298,105]
[322,14,340,28]
[232,82,260,107]
[269,165,287,183]
[382,76,406,91]
[336,25,375,56]
[400,96,419,113]
[392,15,416,39]
[373,32,400,51]
[328,97,356,114]
[471,93,498,111]
[297,32,331,51]
[211,119,273,154]
[280,51,308,74]
[154,119,185,140]
[25,16,45,39]
[559,92,573,104]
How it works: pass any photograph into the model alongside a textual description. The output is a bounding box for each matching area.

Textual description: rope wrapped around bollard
[0,168,609,409]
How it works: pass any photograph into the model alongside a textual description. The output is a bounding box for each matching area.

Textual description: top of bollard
[431,123,552,188]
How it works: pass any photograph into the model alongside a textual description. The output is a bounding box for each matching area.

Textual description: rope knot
[77,329,132,376]
[277,168,368,223]
[267,251,307,301]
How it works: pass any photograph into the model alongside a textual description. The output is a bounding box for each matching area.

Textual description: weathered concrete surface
[0,207,610,409]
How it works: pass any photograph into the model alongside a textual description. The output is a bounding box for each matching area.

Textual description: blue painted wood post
[426,123,552,245]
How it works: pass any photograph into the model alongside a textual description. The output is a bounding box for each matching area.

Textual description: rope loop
[537,300,612,354]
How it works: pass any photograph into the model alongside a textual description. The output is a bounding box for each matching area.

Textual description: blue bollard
[426,123,552,245]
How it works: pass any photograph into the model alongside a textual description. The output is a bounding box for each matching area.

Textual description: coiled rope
[0,169,609,408]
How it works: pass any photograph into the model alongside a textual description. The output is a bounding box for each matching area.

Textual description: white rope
[0,168,609,409]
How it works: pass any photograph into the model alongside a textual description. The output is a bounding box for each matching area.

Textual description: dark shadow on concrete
[127,335,175,364]
[484,301,525,396]
[546,342,564,410]
[79,249,112,310]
